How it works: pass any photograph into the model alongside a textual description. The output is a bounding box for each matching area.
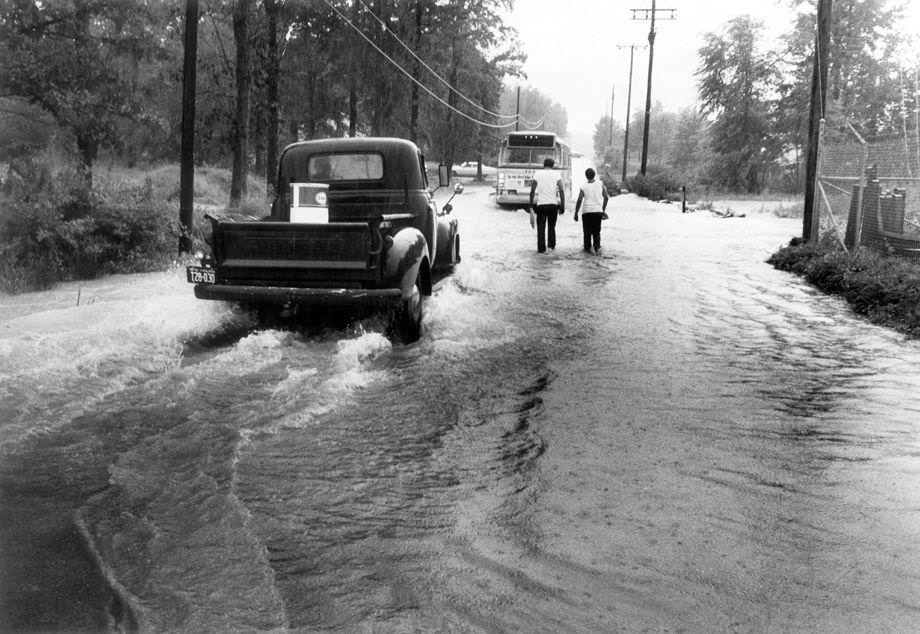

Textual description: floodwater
[2,182,920,632]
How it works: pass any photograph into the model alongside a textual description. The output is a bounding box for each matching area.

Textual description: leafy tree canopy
[0,0,166,187]
[696,15,778,192]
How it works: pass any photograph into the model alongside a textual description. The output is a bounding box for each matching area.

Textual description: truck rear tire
[390,272,423,343]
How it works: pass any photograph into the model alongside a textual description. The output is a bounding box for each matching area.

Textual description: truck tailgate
[217,221,375,265]
[210,220,383,283]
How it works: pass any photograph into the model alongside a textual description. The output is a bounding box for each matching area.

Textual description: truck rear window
[309,153,383,181]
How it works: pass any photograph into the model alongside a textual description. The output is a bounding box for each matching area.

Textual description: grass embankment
[0,162,267,293]
[768,238,920,338]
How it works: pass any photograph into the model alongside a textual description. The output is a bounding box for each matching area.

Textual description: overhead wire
[355,0,518,121]
[518,115,545,129]
[323,0,519,130]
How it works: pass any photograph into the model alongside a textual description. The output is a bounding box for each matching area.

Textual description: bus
[495,131,572,208]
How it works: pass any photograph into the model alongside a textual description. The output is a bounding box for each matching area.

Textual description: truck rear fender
[385,227,432,298]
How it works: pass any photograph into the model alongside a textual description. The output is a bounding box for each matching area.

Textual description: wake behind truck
[186,137,460,342]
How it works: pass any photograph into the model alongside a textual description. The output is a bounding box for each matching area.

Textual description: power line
[355,0,518,121]
[518,115,546,129]
[324,0,518,130]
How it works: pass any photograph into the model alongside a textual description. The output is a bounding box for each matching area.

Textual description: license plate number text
[187,267,215,284]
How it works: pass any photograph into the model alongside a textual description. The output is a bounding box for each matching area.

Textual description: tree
[592,114,622,172]
[779,0,906,138]
[616,101,677,178]
[0,99,53,160]
[0,0,161,190]
[500,85,567,136]
[422,0,523,165]
[229,0,252,208]
[669,107,709,184]
[249,0,288,194]
[1,0,525,195]
[280,1,351,139]
[697,16,777,192]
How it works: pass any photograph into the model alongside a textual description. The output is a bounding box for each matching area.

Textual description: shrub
[625,171,680,201]
[0,195,67,292]
[597,170,619,196]
[0,164,179,293]
[1,159,270,294]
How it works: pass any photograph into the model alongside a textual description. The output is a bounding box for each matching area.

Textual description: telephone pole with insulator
[630,1,676,176]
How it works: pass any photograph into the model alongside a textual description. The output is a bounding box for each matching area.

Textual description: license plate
[187,266,215,284]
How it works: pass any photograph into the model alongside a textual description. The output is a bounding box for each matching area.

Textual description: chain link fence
[817,119,920,259]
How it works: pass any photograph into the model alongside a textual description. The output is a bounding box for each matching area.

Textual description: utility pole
[631,1,676,175]
[617,44,646,183]
[179,0,198,256]
[609,84,615,146]
[803,0,832,242]
[515,86,521,131]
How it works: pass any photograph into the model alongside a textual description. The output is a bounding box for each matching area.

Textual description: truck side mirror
[438,164,450,188]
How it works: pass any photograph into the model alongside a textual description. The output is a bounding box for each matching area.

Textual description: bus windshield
[499,146,558,165]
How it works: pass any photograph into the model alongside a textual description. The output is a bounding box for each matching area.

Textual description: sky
[507,0,920,151]
[507,0,796,140]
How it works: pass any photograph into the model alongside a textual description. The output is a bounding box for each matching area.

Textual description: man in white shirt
[574,167,610,253]
[528,157,565,253]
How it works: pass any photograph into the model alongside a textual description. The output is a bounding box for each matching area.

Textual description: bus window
[534,149,555,165]
[502,147,532,164]
[552,143,568,168]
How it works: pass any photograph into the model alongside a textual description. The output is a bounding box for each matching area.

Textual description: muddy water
[2,184,920,632]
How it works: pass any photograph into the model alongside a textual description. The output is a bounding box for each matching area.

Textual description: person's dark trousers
[535,204,559,252]
[582,213,602,252]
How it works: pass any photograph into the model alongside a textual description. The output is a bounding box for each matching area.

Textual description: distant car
[451,161,497,178]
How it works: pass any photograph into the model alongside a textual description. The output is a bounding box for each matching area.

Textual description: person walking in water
[574,167,609,253]
[528,157,565,253]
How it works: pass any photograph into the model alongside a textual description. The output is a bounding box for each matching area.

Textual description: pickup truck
[186,137,460,342]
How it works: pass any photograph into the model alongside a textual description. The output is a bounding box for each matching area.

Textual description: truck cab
[187,137,460,342]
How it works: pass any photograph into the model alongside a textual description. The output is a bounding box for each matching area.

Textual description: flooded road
[2,183,920,632]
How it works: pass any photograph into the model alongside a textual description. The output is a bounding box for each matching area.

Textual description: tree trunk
[74,133,96,197]
[179,0,198,254]
[409,0,422,143]
[349,86,358,137]
[442,39,461,169]
[229,0,251,209]
[264,0,280,197]
[349,0,359,137]
[253,137,264,181]
[372,0,384,136]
